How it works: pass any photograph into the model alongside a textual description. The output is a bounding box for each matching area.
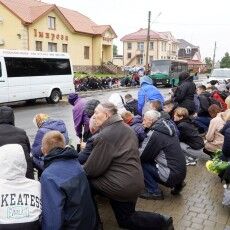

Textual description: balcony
[135,49,144,55]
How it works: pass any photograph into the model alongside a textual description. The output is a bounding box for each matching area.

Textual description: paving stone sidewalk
[98,155,230,230]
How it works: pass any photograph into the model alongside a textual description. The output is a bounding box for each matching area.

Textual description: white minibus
[0,49,75,104]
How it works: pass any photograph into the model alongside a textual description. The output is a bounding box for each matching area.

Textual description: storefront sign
[34,29,68,41]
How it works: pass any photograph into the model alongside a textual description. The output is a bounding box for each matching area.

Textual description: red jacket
[212,91,227,111]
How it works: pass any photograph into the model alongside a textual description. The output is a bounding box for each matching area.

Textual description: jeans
[180,142,203,159]
[194,116,211,133]
[142,163,168,194]
[90,182,167,230]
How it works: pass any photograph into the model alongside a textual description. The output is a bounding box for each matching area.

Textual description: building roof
[120,28,169,41]
[177,39,199,49]
[0,0,117,36]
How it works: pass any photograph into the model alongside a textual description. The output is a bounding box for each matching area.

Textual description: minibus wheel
[47,89,61,104]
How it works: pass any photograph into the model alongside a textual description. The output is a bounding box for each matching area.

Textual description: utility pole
[212,41,216,69]
[145,11,151,70]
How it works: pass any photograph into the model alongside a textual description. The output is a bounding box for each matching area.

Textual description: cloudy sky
[44,0,230,61]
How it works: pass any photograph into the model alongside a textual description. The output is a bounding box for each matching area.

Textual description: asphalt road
[13,87,170,145]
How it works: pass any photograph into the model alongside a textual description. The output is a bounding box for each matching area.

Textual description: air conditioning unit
[0,39,5,45]
[0,16,3,23]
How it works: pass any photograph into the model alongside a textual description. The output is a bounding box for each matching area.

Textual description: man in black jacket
[0,106,34,179]
[194,85,212,133]
[124,94,138,115]
[140,110,186,200]
[173,72,196,115]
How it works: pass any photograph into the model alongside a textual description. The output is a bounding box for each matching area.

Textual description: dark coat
[221,121,230,158]
[0,106,34,179]
[174,76,196,114]
[140,118,186,187]
[176,118,204,150]
[198,92,211,117]
[77,133,98,164]
[130,115,147,145]
[125,99,138,115]
[41,147,96,230]
[84,115,144,202]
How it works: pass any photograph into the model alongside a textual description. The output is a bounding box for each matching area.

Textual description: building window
[127,52,131,59]
[137,42,144,51]
[48,16,56,30]
[127,42,132,50]
[84,46,90,59]
[149,56,153,62]
[48,42,57,52]
[150,42,154,50]
[185,47,191,54]
[138,56,143,65]
[35,41,42,51]
[62,44,68,53]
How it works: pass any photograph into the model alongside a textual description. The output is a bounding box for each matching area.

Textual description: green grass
[74,72,123,78]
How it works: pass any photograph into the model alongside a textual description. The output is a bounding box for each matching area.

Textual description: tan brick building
[121,28,179,66]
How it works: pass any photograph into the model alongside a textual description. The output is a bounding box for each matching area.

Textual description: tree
[205,57,212,68]
[113,45,118,56]
[220,52,230,68]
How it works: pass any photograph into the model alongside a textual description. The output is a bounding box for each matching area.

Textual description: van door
[0,58,8,103]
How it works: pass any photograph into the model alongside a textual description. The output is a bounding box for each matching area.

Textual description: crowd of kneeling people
[1,71,230,230]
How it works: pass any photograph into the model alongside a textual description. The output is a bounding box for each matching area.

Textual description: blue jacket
[130,115,147,146]
[138,75,164,114]
[41,147,96,230]
[32,119,69,170]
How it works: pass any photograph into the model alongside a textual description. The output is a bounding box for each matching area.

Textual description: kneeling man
[140,110,186,200]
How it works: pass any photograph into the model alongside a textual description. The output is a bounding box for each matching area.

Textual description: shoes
[161,215,174,230]
[186,156,197,166]
[139,190,164,200]
[171,181,186,195]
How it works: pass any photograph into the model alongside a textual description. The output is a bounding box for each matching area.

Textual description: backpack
[208,96,222,108]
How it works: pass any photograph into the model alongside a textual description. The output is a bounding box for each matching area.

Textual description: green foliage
[113,45,118,56]
[205,57,212,67]
[220,52,230,68]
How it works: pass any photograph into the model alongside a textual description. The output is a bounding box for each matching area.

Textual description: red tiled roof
[121,28,168,41]
[0,0,116,36]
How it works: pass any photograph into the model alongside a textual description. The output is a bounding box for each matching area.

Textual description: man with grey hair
[84,102,174,229]
[139,110,186,200]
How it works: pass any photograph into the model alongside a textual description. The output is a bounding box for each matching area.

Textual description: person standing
[0,106,34,179]
[173,72,196,115]
[41,131,96,230]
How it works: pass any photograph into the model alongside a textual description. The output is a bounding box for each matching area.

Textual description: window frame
[48,16,56,30]
[48,42,57,52]
[127,52,132,59]
[62,44,68,53]
[127,42,132,50]
[35,41,42,51]
[4,57,71,77]
[84,46,90,59]
[150,42,154,50]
